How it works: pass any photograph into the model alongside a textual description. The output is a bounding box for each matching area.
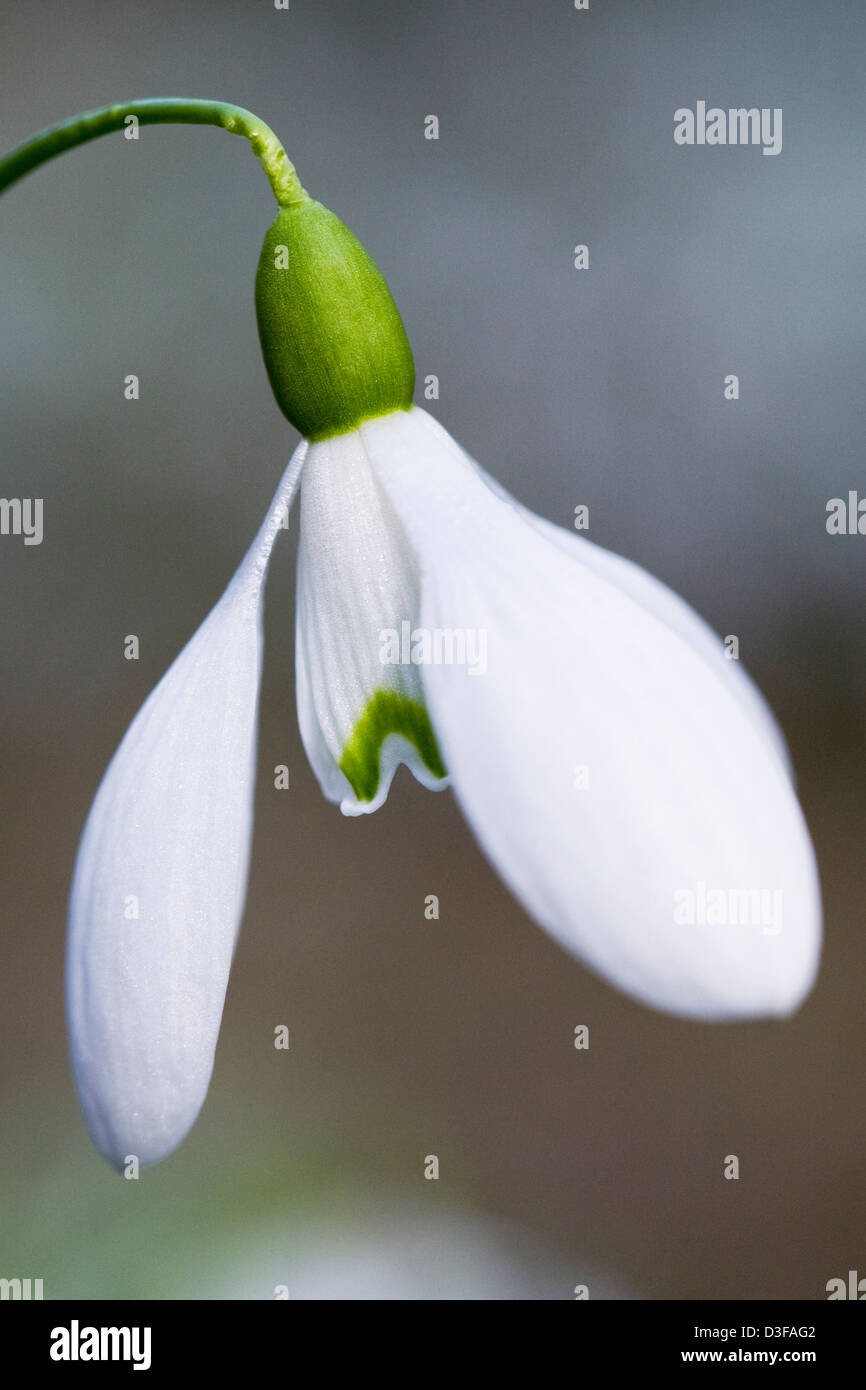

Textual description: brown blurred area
[1,0,865,1298]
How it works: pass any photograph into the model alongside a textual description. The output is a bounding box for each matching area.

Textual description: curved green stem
[0,98,308,206]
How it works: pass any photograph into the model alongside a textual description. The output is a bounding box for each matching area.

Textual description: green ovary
[255,200,415,441]
[339,690,447,803]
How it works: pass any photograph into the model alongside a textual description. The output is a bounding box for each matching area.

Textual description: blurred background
[1,0,864,1299]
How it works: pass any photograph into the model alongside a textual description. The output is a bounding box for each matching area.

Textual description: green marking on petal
[339,690,447,803]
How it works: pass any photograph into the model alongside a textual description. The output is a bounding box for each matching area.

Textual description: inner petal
[296,421,449,814]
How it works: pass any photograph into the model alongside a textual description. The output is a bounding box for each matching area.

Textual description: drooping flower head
[0,100,821,1169]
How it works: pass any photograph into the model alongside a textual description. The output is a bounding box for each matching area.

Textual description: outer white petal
[361,408,821,1020]
[296,427,449,815]
[66,443,306,1168]
[415,408,792,776]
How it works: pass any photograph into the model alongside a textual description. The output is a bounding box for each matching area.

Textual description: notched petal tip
[339,729,451,817]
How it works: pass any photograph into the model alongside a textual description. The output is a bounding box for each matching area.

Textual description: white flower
[68,405,821,1168]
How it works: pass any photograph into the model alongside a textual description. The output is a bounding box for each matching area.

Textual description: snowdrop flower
[1,100,821,1169]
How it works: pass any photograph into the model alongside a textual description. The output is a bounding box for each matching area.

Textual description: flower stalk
[0,98,307,206]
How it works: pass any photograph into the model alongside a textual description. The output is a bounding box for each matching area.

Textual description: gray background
[1,0,864,1298]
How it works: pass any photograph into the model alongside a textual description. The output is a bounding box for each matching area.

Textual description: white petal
[415,408,792,776]
[361,408,821,1020]
[66,444,306,1168]
[296,425,449,815]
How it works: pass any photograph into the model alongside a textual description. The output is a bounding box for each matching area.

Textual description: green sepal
[340,690,447,803]
[255,199,415,442]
